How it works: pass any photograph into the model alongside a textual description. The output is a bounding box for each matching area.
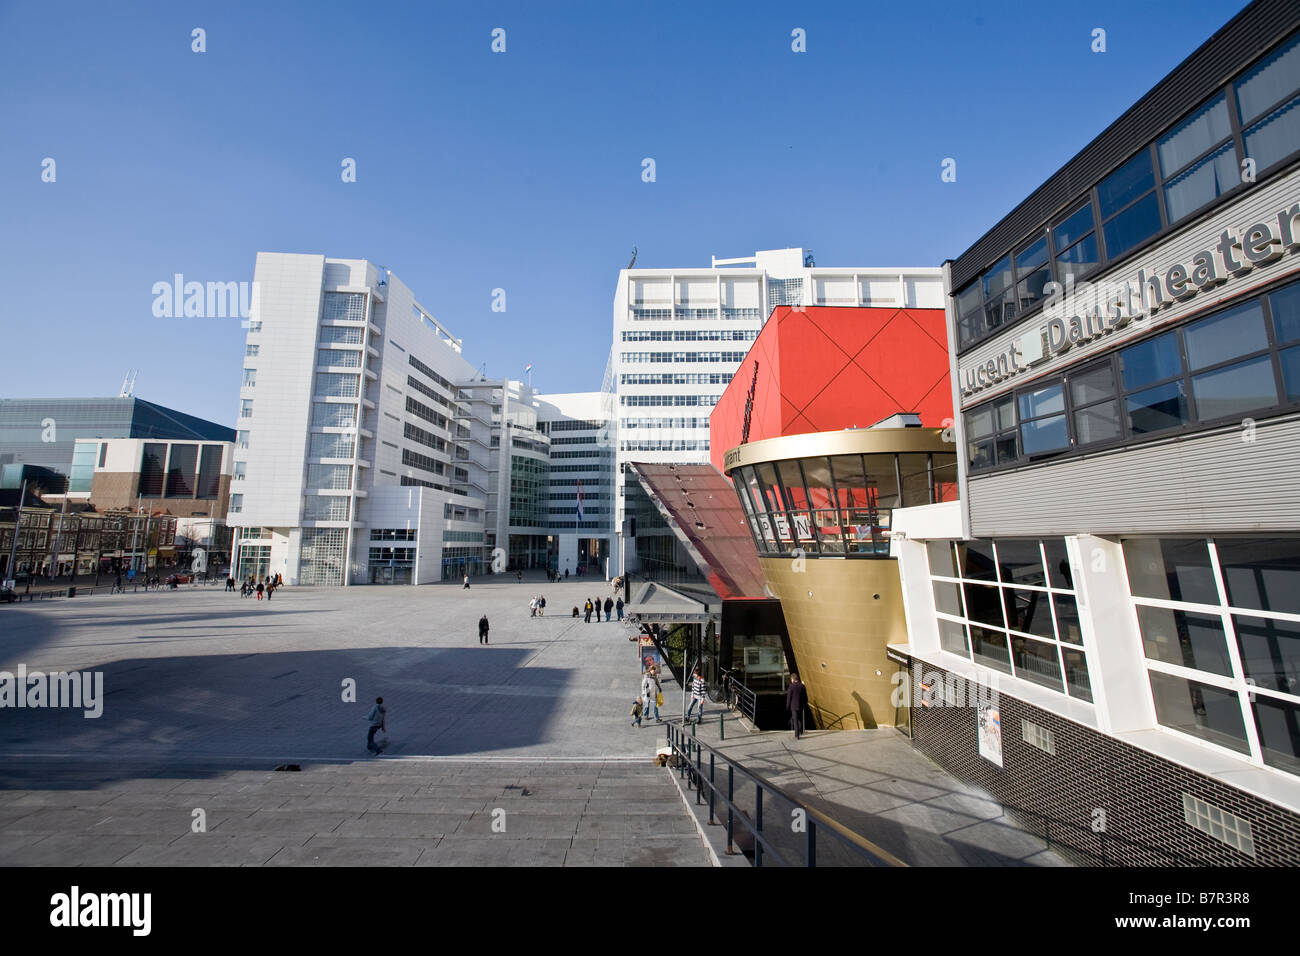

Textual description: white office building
[611,247,945,575]
[534,390,614,577]
[228,253,491,586]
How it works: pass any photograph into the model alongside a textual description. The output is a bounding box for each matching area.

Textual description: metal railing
[665,722,905,868]
[726,674,758,724]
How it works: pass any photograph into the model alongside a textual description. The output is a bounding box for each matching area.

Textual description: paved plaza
[0,576,1068,866]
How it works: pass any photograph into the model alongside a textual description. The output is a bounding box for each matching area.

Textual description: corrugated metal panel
[952,0,1300,291]
[958,168,1300,410]
[968,413,1300,536]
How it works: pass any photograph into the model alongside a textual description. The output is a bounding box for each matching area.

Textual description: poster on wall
[977,702,1003,767]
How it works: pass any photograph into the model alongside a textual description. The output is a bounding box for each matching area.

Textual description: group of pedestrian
[529,594,547,616]
[582,594,623,623]
[237,573,282,600]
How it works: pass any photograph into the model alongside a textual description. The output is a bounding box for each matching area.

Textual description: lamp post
[3,479,24,587]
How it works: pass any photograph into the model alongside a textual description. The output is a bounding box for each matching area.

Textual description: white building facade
[611,247,944,575]
[534,390,614,577]
[228,254,491,586]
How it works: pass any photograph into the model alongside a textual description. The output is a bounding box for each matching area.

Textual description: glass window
[197,445,222,498]
[982,255,1016,332]
[1125,538,1219,604]
[971,627,1011,674]
[1136,605,1234,676]
[1184,301,1268,370]
[1054,234,1100,284]
[927,540,958,577]
[963,581,1004,628]
[1020,415,1069,455]
[1005,590,1054,638]
[1191,356,1278,421]
[938,618,969,656]
[139,443,166,496]
[1158,94,1231,176]
[1053,593,1082,644]
[1236,33,1300,124]
[1217,538,1300,616]
[240,399,254,418]
[959,540,998,581]
[1015,236,1051,310]
[830,455,867,513]
[1122,332,1182,390]
[1074,402,1122,445]
[1253,696,1300,773]
[1012,636,1064,691]
[1097,151,1155,219]
[1127,380,1189,433]
[1148,671,1250,754]
[1281,345,1300,402]
[863,454,901,508]
[897,454,931,507]
[1102,192,1162,260]
[1052,204,1095,251]
[1070,363,1115,406]
[1272,283,1300,344]
[1018,384,1065,420]
[1243,95,1300,173]
[1233,614,1300,695]
[236,430,250,449]
[1062,647,1093,701]
[242,368,256,386]
[1163,143,1238,224]
[97,442,108,467]
[933,580,963,616]
[994,539,1045,586]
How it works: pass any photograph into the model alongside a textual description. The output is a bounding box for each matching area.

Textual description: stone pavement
[0,577,707,866]
[0,757,709,867]
[684,721,1070,866]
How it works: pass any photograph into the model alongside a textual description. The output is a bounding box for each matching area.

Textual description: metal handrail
[727,675,758,724]
[806,701,861,731]
[665,722,905,868]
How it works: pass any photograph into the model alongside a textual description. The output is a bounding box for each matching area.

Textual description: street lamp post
[3,479,24,587]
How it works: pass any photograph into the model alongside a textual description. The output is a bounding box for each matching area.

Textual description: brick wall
[909,660,1300,866]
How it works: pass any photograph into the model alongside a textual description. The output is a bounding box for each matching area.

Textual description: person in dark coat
[584,600,593,623]
[603,596,613,621]
[787,674,808,739]
[478,614,490,645]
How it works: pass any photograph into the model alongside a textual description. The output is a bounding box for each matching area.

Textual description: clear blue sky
[0,0,1250,427]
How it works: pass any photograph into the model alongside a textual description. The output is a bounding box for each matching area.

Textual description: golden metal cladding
[722,427,951,475]
[762,555,907,729]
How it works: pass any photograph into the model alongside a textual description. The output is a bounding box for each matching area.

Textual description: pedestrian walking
[478,613,490,645]
[113,573,122,594]
[584,599,593,623]
[463,573,470,589]
[636,670,657,726]
[685,667,707,723]
[594,598,602,622]
[616,595,624,621]
[265,581,274,601]
[538,595,546,616]
[645,665,663,722]
[564,568,569,580]
[256,581,264,601]
[365,697,387,755]
[787,673,808,739]
[225,576,234,592]
[530,596,538,617]
[603,596,613,621]
[517,570,523,583]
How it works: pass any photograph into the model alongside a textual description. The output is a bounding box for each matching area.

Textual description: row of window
[620,440,710,451]
[318,349,361,369]
[620,417,710,429]
[619,395,719,407]
[323,292,367,323]
[404,422,447,453]
[544,419,603,431]
[621,329,756,342]
[371,528,417,541]
[620,373,733,385]
[620,351,749,364]
[956,30,1300,352]
[733,454,958,559]
[405,396,450,430]
[927,538,1090,700]
[407,353,457,394]
[966,279,1300,472]
[320,325,364,346]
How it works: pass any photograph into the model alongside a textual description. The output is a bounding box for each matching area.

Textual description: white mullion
[1209,539,1264,764]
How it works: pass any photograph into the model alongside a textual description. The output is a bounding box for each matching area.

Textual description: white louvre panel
[861,277,900,306]
[631,278,671,305]
[969,411,1300,536]
[814,276,858,304]
[958,166,1300,410]
[676,278,716,304]
[721,277,761,308]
